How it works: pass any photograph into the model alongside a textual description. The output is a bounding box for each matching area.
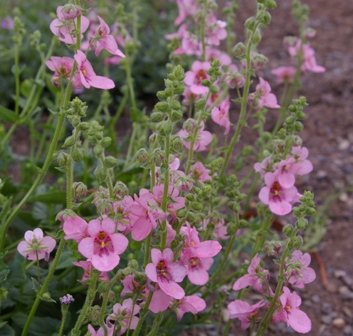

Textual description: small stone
[326,283,338,293]
[343,306,353,318]
[311,294,320,303]
[321,315,332,324]
[343,325,353,335]
[317,170,328,178]
[342,275,353,289]
[339,286,350,294]
[321,302,333,314]
[334,270,347,278]
[333,317,345,329]
[338,139,350,150]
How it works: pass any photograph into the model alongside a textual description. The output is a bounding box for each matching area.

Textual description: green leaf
[12,312,60,336]
[30,191,66,204]
[0,269,10,282]
[0,323,15,336]
[0,106,19,123]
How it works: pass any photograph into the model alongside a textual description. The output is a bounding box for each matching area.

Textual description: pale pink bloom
[178,120,212,152]
[205,47,232,67]
[224,64,245,89]
[271,66,296,84]
[291,146,313,175]
[59,4,81,20]
[180,223,222,285]
[111,21,131,47]
[251,77,280,110]
[1,16,14,30]
[46,56,77,87]
[259,172,298,216]
[110,299,141,334]
[88,16,125,58]
[74,50,115,90]
[228,299,265,330]
[152,185,185,217]
[78,217,128,272]
[128,189,165,241]
[189,162,211,183]
[145,248,187,299]
[174,295,206,321]
[113,195,135,234]
[207,86,229,108]
[254,156,273,177]
[301,44,325,73]
[201,218,229,240]
[63,215,88,242]
[50,6,89,45]
[233,254,269,293]
[149,286,173,313]
[205,15,227,46]
[182,86,200,106]
[287,250,316,289]
[17,228,56,261]
[165,24,188,40]
[184,61,211,95]
[174,32,202,57]
[72,260,109,282]
[175,0,198,26]
[88,319,114,336]
[211,100,231,134]
[121,274,149,298]
[273,287,311,333]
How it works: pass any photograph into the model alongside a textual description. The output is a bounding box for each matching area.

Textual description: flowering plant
[0,0,326,335]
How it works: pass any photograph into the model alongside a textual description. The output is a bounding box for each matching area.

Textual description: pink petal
[158,278,185,299]
[78,237,94,259]
[168,262,187,282]
[89,75,115,90]
[91,253,120,272]
[196,241,222,258]
[188,267,209,285]
[288,309,312,333]
[149,288,172,313]
[111,233,128,255]
[151,248,163,265]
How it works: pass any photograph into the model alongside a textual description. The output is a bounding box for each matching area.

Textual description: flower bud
[94,167,106,182]
[135,148,149,164]
[156,90,167,101]
[94,145,103,157]
[57,152,69,167]
[73,182,87,199]
[101,137,112,148]
[150,112,164,123]
[170,100,181,111]
[171,136,184,153]
[62,135,76,148]
[72,148,83,162]
[104,156,118,168]
[244,17,256,30]
[191,202,203,211]
[282,224,294,237]
[155,102,169,113]
[171,110,183,122]
[114,181,128,198]
[232,42,246,57]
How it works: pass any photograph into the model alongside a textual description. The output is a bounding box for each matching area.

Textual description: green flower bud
[155,102,169,112]
[251,30,262,44]
[191,202,203,211]
[170,100,181,111]
[101,137,112,148]
[57,152,69,167]
[62,135,76,148]
[104,156,118,168]
[135,148,149,164]
[128,259,138,270]
[209,85,218,94]
[232,42,246,57]
[156,90,167,101]
[73,182,87,199]
[294,121,303,132]
[171,136,184,153]
[94,167,106,182]
[227,222,237,235]
[266,0,277,9]
[150,112,164,123]
[244,17,256,30]
[173,65,185,81]
[94,145,103,157]
[282,224,294,237]
[296,218,308,230]
[195,99,206,110]
[72,148,83,162]
[171,110,183,122]
[114,181,128,198]
[262,11,271,24]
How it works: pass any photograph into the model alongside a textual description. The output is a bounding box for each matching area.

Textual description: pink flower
[174,32,202,57]
[189,162,211,183]
[121,274,149,298]
[228,300,265,330]
[50,6,89,45]
[174,295,206,321]
[74,50,115,90]
[46,56,76,87]
[205,16,227,46]
[291,146,313,175]
[254,156,273,177]
[175,0,198,26]
[251,77,280,110]
[205,47,232,67]
[1,16,14,30]
[149,286,173,313]
[17,228,56,261]
[72,260,109,282]
[258,172,298,216]
[145,248,187,299]
[78,217,128,272]
[211,100,231,134]
[184,61,211,95]
[128,189,165,241]
[287,250,316,289]
[273,287,311,334]
[88,319,114,336]
[224,64,245,89]
[63,215,88,242]
[113,195,135,234]
[110,299,141,334]
[271,66,296,84]
[233,254,269,293]
[88,16,126,58]
[178,120,212,152]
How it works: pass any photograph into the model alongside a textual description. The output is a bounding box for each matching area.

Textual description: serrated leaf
[0,106,19,123]
[31,277,41,293]
[0,324,15,336]
[0,269,10,282]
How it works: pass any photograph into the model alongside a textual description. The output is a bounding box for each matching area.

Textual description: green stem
[219,21,261,179]
[14,42,20,115]
[58,306,69,336]
[131,291,153,336]
[147,312,164,336]
[250,212,273,260]
[72,271,98,335]
[21,238,66,336]
[221,319,232,336]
